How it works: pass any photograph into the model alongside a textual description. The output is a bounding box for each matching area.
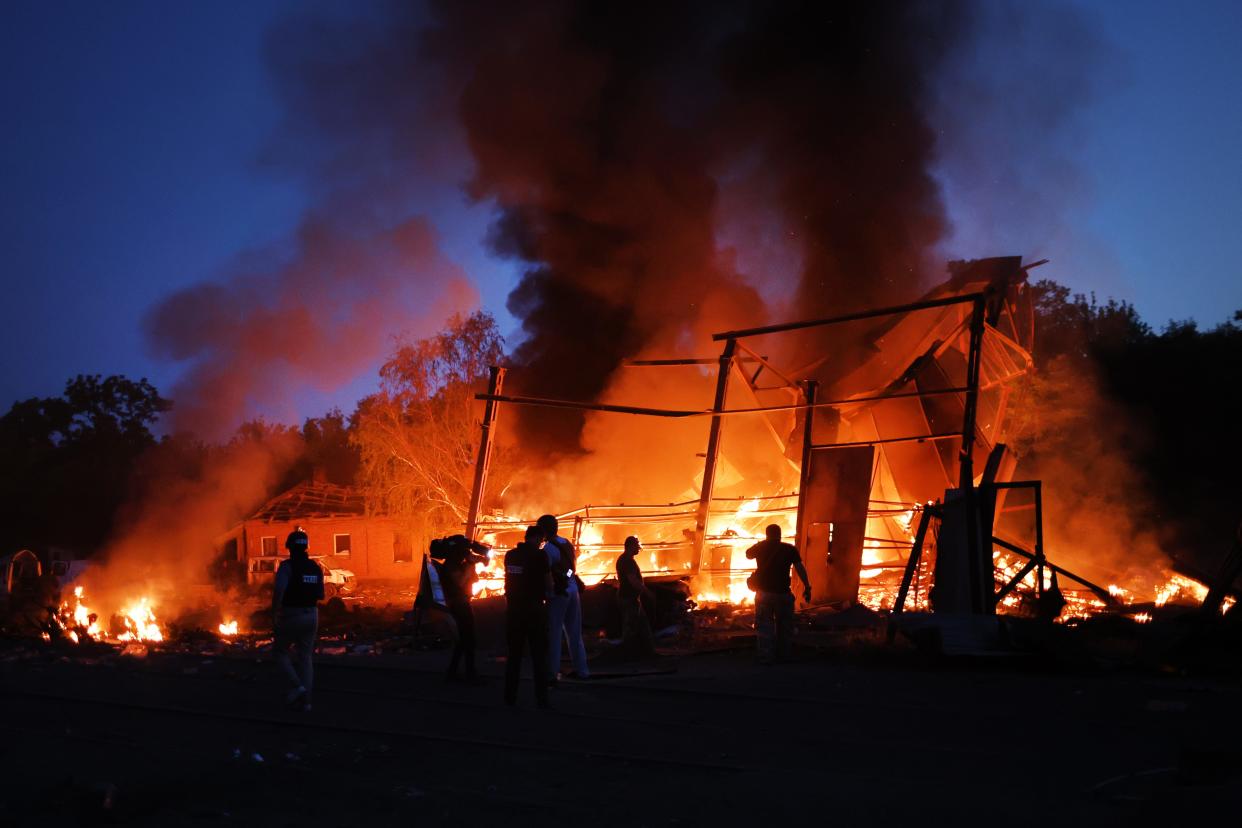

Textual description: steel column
[464,366,505,541]
[1034,481,1045,599]
[793,379,819,569]
[960,296,989,614]
[692,338,737,573]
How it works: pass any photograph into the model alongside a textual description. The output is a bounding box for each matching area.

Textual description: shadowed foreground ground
[1,640,1240,826]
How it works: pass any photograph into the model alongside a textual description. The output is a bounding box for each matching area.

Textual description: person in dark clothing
[431,535,490,682]
[504,526,552,708]
[272,527,324,711]
[745,524,811,664]
[615,535,656,657]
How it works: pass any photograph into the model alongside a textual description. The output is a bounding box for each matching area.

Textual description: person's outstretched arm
[793,558,812,602]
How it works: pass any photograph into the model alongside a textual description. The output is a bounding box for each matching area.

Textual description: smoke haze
[118,0,1168,606]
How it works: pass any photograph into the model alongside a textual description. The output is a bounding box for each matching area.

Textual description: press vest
[281,556,325,608]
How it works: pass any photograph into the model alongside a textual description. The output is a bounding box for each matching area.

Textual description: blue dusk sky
[2,0,1240,423]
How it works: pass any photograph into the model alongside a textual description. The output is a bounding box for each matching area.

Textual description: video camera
[429,535,492,567]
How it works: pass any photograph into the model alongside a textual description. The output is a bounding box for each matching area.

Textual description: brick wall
[242,516,425,583]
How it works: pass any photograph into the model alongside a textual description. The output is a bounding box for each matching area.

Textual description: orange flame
[52,586,164,644]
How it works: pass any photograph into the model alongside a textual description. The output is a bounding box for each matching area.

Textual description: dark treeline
[0,381,358,556]
[1024,280,1242,567]
[2,281,1240,566]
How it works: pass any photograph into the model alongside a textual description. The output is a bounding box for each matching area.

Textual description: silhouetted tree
[0,375,170,552]
[1021,280,1242,569]
[351,311,507,535]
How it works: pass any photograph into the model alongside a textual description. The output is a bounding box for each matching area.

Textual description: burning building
[217,480,422,588]
[59,2,1229,641]
[458,256,1191,623]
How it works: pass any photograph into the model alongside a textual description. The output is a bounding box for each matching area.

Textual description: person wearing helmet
[503,525,552,708]
[272,527,324,711]
[538,514,590,683]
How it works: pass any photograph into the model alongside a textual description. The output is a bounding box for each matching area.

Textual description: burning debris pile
[49,586,165,645]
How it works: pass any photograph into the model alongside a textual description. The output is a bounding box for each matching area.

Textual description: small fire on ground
[49,586,165,644]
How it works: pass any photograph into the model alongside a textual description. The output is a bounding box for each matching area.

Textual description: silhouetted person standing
[539,514,590,682]
[504,526,552,708]
[746,524,811,664]
[432,535,490,683]
[272,527,324,711]
[616,535,656,657]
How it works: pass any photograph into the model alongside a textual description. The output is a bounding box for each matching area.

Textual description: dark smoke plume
[714,3,964,316]
[419,0,971,446]
[425,2,767,446]
[152,0,1093,457]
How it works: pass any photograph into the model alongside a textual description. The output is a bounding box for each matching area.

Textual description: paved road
[1,642,1239,825]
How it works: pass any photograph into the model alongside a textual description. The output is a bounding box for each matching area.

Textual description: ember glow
[1154,574,1209,608]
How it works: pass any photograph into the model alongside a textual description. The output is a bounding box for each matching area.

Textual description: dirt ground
[1,632,1240,827]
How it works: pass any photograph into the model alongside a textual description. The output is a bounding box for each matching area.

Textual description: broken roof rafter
[249,481,366,523]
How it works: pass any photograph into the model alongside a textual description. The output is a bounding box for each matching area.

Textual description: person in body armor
[537,514,590,683]
[745,524,811,664]
[504,525,552,707]
[431,534,490,683]
[272,527,324,711]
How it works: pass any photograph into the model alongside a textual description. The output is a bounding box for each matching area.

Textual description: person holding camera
[431,534,490,683]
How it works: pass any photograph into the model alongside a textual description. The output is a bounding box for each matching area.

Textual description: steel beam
[810,432,960,450]
[992,558,1036,607]
[474,387,971,419]
[712,292,985,341]
[991,536,1118,606]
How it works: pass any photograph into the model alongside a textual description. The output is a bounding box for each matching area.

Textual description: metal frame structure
[463,267,1055,610]
[888,478,1119,622]
[702,291,994,592]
